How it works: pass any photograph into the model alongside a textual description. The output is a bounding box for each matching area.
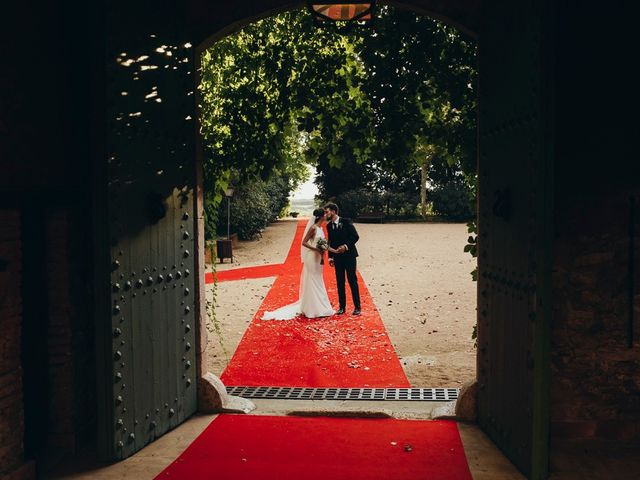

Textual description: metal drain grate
[226,386,459,402]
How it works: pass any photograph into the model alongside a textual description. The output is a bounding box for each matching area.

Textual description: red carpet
[219,269,409,387]
[218,219,409,387]
[205,221,307,284]
[206,264,283,283]
[155,415,472,480]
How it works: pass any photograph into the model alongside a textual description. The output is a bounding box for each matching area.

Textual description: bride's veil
[262,215,314,321]
[300,216,315,263]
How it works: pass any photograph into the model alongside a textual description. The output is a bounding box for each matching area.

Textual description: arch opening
[196,4,478,407]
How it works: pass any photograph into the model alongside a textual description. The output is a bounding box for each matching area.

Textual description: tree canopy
[199,6,477,237]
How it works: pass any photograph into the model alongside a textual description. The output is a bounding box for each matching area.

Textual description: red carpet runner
[205,263,283,283]
[155,415,472,480]
[205,221,307,284]
[215,219,409,387]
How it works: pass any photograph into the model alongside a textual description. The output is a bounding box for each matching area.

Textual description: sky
[290,165,318,200]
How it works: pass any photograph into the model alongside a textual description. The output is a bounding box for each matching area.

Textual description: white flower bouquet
[316,238,329,251]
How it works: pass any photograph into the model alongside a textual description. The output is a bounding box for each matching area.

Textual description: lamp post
[217,187,235,263]
[225,187,234,240]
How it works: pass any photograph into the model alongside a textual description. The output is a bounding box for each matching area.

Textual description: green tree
[360,7,477,182]
[199,10,374,187]
[198,6,477,232]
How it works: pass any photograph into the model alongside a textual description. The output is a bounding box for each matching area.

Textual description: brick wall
[46,210,76,450]
[0,210,34,479]
[551,2,639,442]
[551,188,640,440]
[1,3,95,468]
[0,206,94,478]
[46,209,95,452]
[66,210,96,451]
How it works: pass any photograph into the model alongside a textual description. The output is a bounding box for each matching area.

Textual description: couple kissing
[262,203,361,320]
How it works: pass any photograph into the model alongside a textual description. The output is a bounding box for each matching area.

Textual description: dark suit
[327,217,361,310]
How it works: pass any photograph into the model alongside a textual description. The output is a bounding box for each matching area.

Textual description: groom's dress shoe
[336,308,345,315]
[352,308,361,316]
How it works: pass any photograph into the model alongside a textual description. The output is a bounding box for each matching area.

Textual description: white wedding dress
[262,222,335,320]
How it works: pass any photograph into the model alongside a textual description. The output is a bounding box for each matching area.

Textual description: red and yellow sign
[311,3,373,22]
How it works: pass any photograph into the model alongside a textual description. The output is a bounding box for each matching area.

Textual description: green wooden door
[95,3,198,460]
[476,1,553,478]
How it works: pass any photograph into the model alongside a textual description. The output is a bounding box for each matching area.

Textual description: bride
[262,208,337,320]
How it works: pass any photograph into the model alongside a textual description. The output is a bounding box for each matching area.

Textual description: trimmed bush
[429,177,474,220]
[210,174,295,241]
[333,188,418,219]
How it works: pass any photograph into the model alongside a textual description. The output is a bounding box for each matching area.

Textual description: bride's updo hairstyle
[313,208,325,223]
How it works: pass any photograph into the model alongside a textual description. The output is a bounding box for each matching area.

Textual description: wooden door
[476,0,553,478]
[94,3,199,460]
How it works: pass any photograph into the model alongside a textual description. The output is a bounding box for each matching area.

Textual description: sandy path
[356,223,477,387]
[205,219,476,387]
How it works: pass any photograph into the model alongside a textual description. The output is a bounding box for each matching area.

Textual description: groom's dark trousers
[327,218,361,310]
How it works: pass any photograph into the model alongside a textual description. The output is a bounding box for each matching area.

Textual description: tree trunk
[420,161,428,218]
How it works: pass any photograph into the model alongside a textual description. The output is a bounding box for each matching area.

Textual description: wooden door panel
[96,3,198,460]
[477,0,552,477]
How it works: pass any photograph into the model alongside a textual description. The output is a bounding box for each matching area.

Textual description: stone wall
[0,211,34,479]
[551,188,640,440]
[551,2,639,442]
[1,4,96,474]
[46,209,95,452]
[0,206,94,478]
[47,211,75,449]
[41,208,95,453]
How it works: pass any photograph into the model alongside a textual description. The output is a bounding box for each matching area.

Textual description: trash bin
[216,239,233,263]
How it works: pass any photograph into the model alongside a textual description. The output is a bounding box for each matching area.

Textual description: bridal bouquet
[316,238,328,265]
[316,238,329,252]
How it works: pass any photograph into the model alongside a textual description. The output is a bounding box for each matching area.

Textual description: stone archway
[97,1,553,478]
[189,0,482,410]
[186,2,552,478]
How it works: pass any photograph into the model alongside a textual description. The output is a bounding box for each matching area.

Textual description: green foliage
[360,7,477,178]
[316,154,373,200]
[425,154,474,219]
[466,217,478,345]
[264,175,292,221]
[204,195,220,241]
[334,188,377,218]
[199,10,372,193]
[332,188,419,219]
[205,272,228,360]
[465,219,478,281]
[218,179,270,240]
[430,178,474,219]
[199,6,477,204]
[199,5,478,236]
[382,191,420,218]
[212,175,292,240]
[471,324,478,348]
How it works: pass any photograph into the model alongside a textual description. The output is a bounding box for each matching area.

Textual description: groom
[324,203,361,316]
